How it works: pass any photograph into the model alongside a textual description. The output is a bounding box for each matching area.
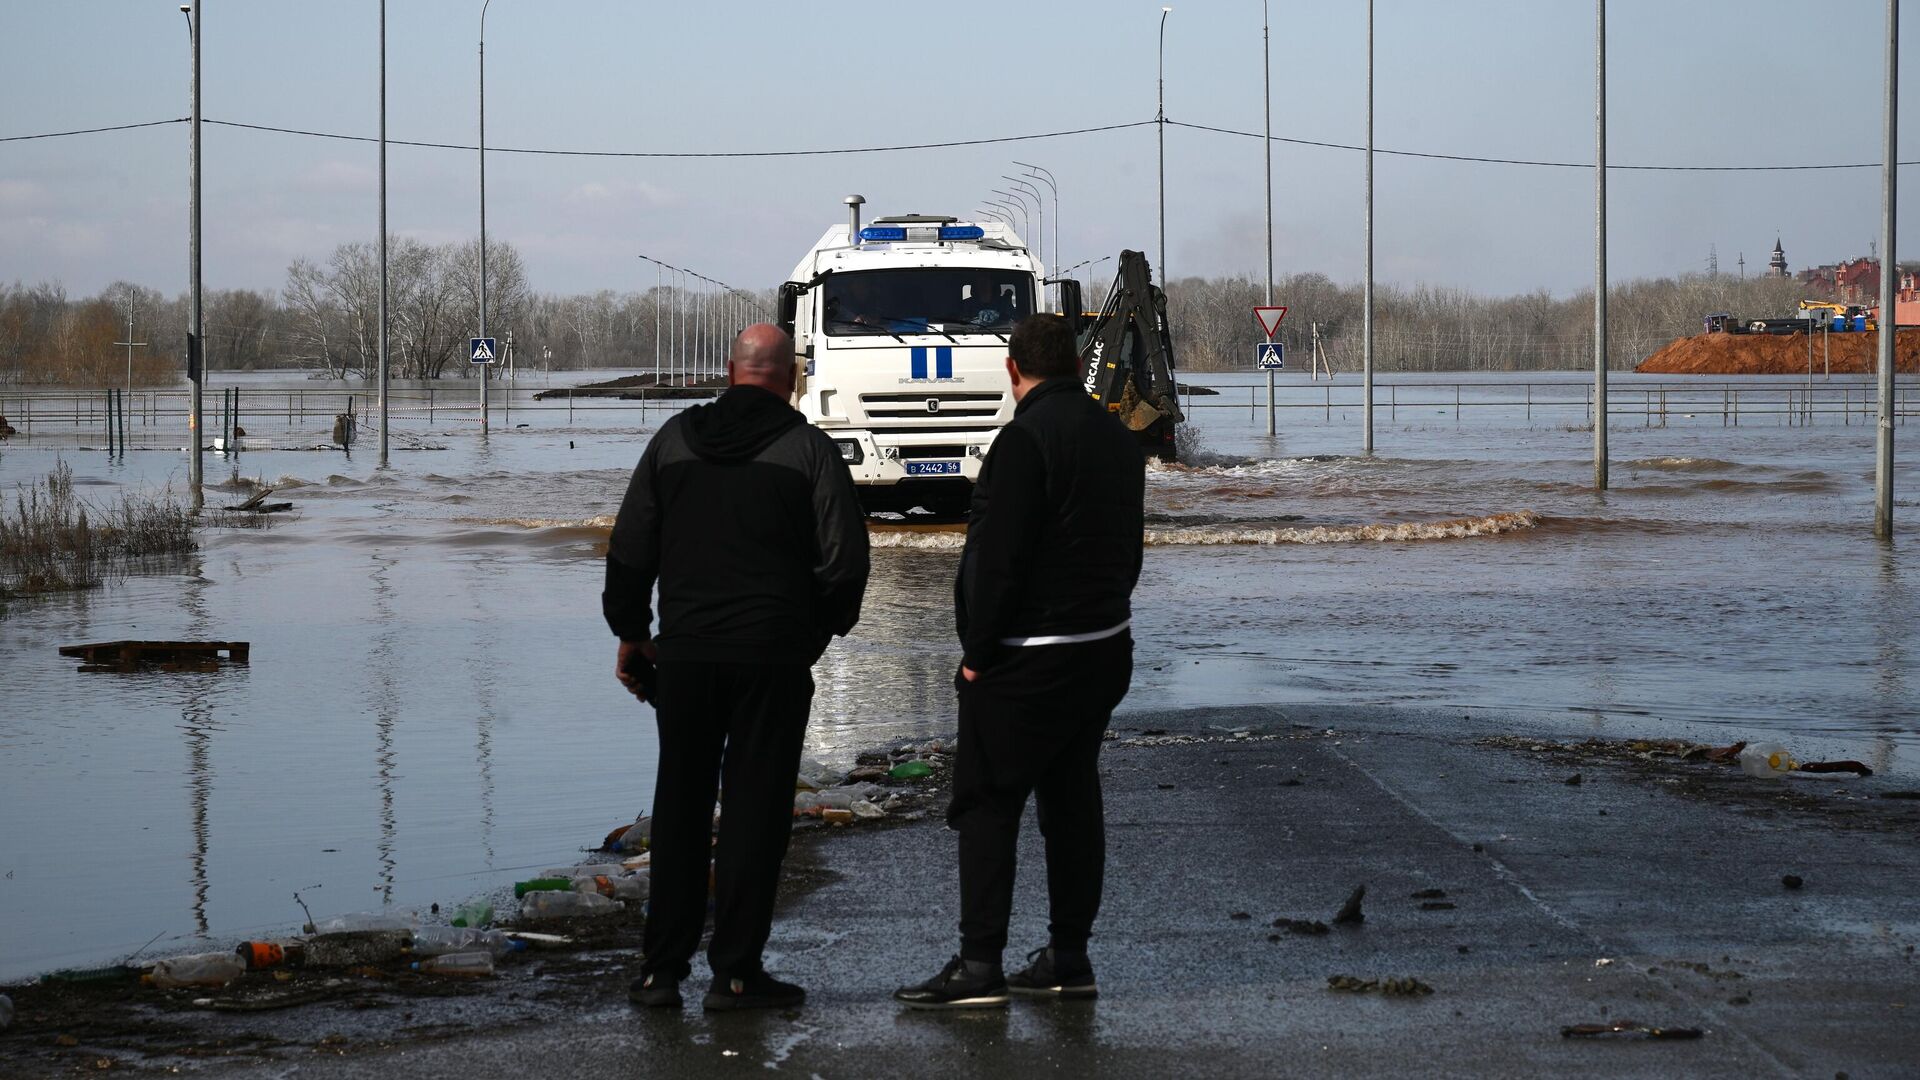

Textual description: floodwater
[1,369,1915,982]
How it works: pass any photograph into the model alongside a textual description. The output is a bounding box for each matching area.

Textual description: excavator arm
[1070,249,1184,456]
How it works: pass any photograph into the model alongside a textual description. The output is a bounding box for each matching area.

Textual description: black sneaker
[629,971,682,1008]
[893,955,1009,1010]
[702,970,806,1012]
[1006,946,1097,999]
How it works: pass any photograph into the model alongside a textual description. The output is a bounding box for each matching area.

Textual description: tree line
[0,239,1836,385]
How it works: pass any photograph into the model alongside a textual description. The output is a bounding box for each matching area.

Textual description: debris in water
[1331,884,1366,926]
[60,640,249,673]
[1409,888,1447,900]
[1272,918,1329,936]
[1327,974,1433,997]
[1419,901,1456,911]
[1229,911,1252,921]
[1564,773,1583,786]
[1561,1020,1703,1040]
[1796,760,1873,777]
[1781,874,1804,890]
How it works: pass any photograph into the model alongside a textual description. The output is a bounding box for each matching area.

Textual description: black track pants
[642,661,813,981]
[948,632,1132,963]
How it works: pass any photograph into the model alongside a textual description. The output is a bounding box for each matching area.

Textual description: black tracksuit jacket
[955,377,1146,673]
[603,385,870,666]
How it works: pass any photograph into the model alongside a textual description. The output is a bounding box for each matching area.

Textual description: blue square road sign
[1255,341,1284,370]
[470,337,497,364]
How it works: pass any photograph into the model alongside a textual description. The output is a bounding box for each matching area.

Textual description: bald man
[605,324,870,1012]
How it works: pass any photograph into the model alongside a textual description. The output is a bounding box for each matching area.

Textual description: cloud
[295,160,378,195]
[565,179,675,208]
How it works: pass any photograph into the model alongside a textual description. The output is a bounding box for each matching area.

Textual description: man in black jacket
[895,314,1145,1010]
[604,323,870,1012]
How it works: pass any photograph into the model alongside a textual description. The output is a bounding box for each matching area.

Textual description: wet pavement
[80,703,1903,1080]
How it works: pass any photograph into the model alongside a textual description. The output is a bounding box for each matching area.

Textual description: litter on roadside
[1561,1020,1704,1040]
[1327,974,1433,997]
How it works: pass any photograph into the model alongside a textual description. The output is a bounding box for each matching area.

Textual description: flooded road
[1,370,1915,981]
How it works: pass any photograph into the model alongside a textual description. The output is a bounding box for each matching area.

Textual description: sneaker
[702,970,806,1012]
[1006,946,1097,999]
[629,971,683,1008]
[893,955,1009,1010]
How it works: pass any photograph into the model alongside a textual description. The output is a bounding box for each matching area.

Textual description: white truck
[777,195,1043,516]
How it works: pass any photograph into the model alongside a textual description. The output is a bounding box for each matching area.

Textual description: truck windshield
[821,269,1033,336]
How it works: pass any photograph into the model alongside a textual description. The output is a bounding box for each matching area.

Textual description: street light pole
[377,0,390,466]
[1158,6,1172,286]
[990,192,1031,246]
[184,1,203,506]
[1362,0,1374,456]
[1263,0,1275,436]
[478,0,494,438]
[1012,162,1059,307]
[1003,175,1046,269]
[1876,0,1898,539]
[1593,0,1609,490]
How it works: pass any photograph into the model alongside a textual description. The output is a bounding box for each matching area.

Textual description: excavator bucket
[1076,250,1184,455]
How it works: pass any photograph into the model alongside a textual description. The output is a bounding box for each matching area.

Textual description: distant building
[1767,238,1789,278]
[1800,256,1880,301]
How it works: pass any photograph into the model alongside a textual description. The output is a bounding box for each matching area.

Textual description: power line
[6,113,1916,173]
[204,118,1155,158]
[1169,119,1919,173]
[0,118,186,142]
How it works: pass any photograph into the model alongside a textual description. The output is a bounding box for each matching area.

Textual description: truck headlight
[835,439,864,464]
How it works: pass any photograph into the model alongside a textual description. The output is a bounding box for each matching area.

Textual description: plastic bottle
[543,864,624,879]
[572,871,649,901]
[307,911,416,934]
[410,951,494,978]
[513,877,573,898]
[149,951,245,989]
[1740,741,1799,778]
[889,760,933,781]
[410,927,524,958]
[518,890,623,920]
[448,899,494,928]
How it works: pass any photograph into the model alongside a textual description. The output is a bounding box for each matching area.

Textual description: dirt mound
[1637,330,1920,375]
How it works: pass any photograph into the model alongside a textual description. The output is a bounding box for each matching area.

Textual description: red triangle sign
[1253,305,1288,338]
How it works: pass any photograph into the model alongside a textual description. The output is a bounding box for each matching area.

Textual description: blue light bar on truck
[938,225,985,241]
[858,226,907,242]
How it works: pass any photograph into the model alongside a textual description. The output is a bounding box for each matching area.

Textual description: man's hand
[616,639,659,701]
[960,665,979,683]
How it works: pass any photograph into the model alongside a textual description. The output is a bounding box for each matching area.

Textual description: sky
[4,0,1920,303]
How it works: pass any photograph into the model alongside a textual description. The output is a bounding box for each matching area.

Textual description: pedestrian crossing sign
[470,337,497,364]
[1256,341,1284,370]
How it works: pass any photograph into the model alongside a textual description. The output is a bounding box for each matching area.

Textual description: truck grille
[860,392,1004,421]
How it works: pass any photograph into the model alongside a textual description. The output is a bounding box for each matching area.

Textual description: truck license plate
[905,461,961,476]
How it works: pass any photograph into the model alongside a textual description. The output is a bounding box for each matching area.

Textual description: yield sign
[1253,305,1288,339]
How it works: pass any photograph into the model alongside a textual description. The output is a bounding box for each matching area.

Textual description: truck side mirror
[777,281,806,340]
[1048,278,1085,337]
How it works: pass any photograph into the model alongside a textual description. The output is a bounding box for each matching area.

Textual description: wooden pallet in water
[59,640,250,673]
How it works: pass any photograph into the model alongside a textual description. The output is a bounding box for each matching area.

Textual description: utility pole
[1876,0,1898,540]
[478,0,493,438]
[1594,0,1609,490]
[115,309,148,402]
[1158,6,1171,286]
[378,0,390,466]
[1264,0,1275,437]
[1362,0,1374,455]
[184,1,204,507]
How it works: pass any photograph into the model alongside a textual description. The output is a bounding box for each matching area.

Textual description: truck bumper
[826,429,997,486]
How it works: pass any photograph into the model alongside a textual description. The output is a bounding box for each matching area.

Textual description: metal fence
[0,377,1914,449]
[1178,377,1919,427]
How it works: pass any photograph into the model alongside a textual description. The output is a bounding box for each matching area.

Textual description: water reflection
[811,549,961,755]
[459,556,500,869]
[369,552,400,902]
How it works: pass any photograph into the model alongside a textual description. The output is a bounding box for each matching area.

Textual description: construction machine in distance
[1052,249,1185,459]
